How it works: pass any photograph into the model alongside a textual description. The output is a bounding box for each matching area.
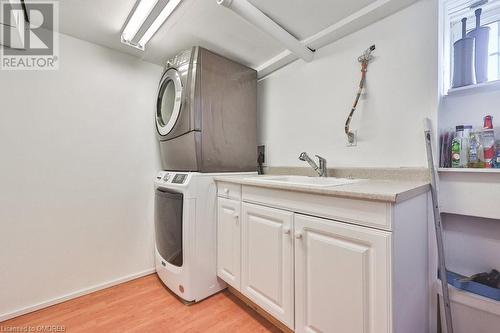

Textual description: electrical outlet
[346,130,358,147]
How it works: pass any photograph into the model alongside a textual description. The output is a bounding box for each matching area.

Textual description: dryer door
[156,68,183,137]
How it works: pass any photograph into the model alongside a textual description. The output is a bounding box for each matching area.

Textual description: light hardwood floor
[1,274,282,333]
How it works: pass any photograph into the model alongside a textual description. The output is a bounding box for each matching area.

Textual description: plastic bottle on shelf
[494,140,500,169]
[441,128,455,168]
[451,126,464,168]
[482,115,496,168]
[469,130,485,168]
[462,125,472,167]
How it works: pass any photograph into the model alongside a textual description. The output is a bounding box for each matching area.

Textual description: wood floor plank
[1,274,282,333]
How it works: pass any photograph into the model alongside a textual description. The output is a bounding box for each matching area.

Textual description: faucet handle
[315,154,326,162]
[315,155,327,177]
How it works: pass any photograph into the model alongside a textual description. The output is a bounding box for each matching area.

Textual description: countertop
[214,175,430,203]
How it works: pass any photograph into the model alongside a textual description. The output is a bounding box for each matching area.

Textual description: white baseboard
[0,268,156,322]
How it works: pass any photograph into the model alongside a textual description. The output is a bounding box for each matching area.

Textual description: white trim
[0,268,155,322]
[217,0,314,62]
[446,78,500,95]
[441,0,453,94]
[256,50,296,80]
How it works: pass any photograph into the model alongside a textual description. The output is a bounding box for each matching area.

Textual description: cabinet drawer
[217,182,242,200]
[242,185,392,231]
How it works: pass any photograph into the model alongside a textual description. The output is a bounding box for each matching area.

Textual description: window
[488,21,499,80]
[443,0,500,92]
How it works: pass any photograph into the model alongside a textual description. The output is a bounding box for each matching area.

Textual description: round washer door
[156,68,183,136]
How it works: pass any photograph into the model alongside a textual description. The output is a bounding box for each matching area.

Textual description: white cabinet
[216,197,241,289]
[216,181,428,333]
[241,203,294,328]
[294,214,391,333]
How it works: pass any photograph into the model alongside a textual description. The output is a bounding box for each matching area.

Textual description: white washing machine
[154,171,252,302]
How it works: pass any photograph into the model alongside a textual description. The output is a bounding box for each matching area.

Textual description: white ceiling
[57,0,410,71]
[58,0,285,69]
[248,0,377,40]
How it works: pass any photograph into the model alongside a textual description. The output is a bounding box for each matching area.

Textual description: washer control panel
[155,171,191,186]
[172,174,187,184]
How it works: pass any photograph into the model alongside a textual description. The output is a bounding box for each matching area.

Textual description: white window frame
[441,0,500,94]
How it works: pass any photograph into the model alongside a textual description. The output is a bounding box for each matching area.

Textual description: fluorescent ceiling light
[138,0,181,47]
[121,0,182,50]
[122,0,157,43]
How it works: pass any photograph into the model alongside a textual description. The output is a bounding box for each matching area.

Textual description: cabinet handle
[295,232,303,239]
[283,227,291,235]
[233,213,239,224]
[223,188,229,195]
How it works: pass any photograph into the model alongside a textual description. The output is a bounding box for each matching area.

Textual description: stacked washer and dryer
[154,46,257,302]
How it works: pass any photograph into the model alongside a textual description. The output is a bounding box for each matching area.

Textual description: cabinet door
[241,203,294,329]
[294,214,391,333]
[217,197,241,289]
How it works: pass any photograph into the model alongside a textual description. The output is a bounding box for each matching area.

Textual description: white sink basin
[247,175,360,187]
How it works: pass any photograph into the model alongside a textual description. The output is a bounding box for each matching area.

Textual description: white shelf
[446,79,500,96]
[439,168,500,173]
[438,169,500,220]
[435,281,500,316]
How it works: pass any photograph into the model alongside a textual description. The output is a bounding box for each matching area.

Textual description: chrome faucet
[299,152,327,177]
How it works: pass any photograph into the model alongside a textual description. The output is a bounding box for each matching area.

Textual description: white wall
[440,90,500,134]
[0,33,162,320]
[258,0,438,168]
[443,214,500,276]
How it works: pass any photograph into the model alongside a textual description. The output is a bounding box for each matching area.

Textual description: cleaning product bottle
[451,126,464,168]
[483,115,496,168]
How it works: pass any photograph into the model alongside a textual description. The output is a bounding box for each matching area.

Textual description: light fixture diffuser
[122,0,157,43]
[121,0,182,50]
[138,0,181,47]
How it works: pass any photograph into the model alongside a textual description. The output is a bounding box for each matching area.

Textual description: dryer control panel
[165,49,192,69]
